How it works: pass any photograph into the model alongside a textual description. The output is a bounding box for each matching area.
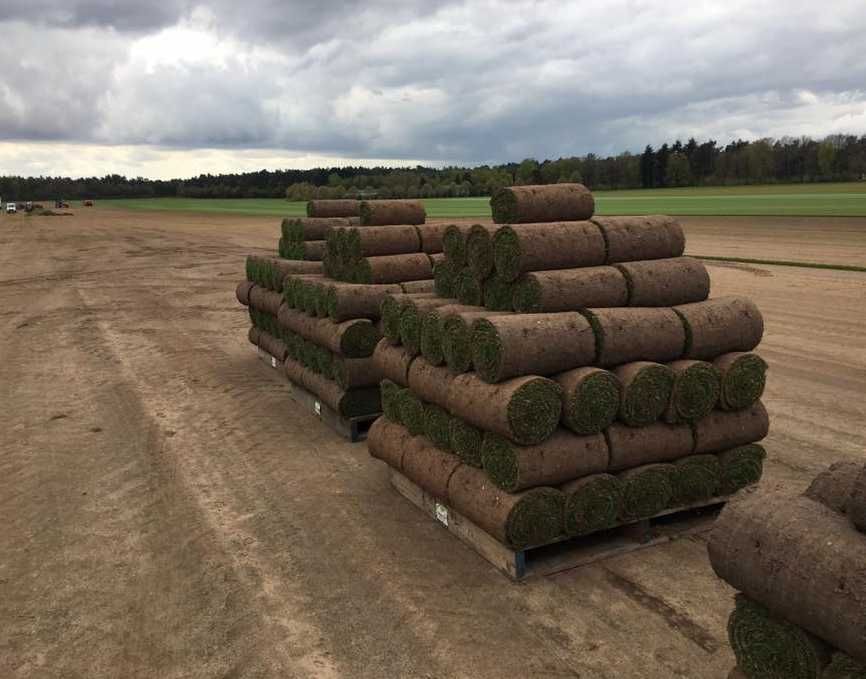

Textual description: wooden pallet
[255,347,379,442]
[390,469,730,580]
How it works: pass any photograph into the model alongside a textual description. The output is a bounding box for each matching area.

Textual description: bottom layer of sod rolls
[555,367,621,435]
[670,455,722,504]
[450,418,484,467]
[423,403,453,451]
[398,390,426,435]
[618,464,675,521]
[718,444,767,495]
[380,380,404,423]
[561,474,623,536]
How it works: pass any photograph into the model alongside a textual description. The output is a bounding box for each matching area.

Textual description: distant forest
[2,135,865,201]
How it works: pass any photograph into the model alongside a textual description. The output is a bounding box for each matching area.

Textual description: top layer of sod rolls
[306,199,360,218]
[359,199,426,225]
[490,183,595,224]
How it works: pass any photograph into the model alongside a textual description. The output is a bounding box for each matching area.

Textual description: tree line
[1,135,864,201]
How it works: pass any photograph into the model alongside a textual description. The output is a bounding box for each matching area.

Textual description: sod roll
[420,304,478,366]
[355,253,433,284]
[492,222,607,282]
[298,240,326,261]
[407,358,454,410]
[236,280,255,306]
[466,224,498,278]
[416,223,450,254]
[454,268,484,306]
[615,257,710,307]
[248,286,284,316]
[441,309,512,374]
[307,199,360,218]
[347,225,421,258]
[333,356,380,390]
[824,653,866,678]
[368,417,413,470]
[804,461,861,514]
[277,306,380,357]
[676,297,764,360]
[450,417,484,467]
[283,216,358,241]
[447,464,565,548]
[851,466,866,534]
[491,183,594,224]
[714,352,768,411]
[606,421,695,471]
[256,329,288,362]
[482,276,517,312]
[372,338,415,386]
[561,473,624,536]
[591,215,685,263]
[670,454,722,505]
[399,297,452,356]
[380,292,437,345]
[401,436,462,501]
[718,444,766,495]
[270,256,323,277]
[433,260,458,298]
[423,403,453,451]
[555,367,621,435]
[442,224,474,268]
[512,266,628,313]
[400,279,436,294]
[482,429,609,492]
[665,359,721,423]
[324,282,402,322]
[284,357,381,417]
[583,307,686,367]
[248,325,261,346]
[471,312,596,383]
[693,402,770,454]
[709,492,866,663]
[614,361,676,426]
[445,374,562,445]
[727,593,831,679]
[618,464,675,521]
[380,379,404,423]
[359,199,426,226]
[397,389,426,436]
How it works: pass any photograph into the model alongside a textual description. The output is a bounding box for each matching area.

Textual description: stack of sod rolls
[709,462,866,678]
[367,183,770,550]
[279,200,360,260]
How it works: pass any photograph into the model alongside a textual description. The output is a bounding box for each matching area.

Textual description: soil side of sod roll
[355,253,433,284]
[399,279,436,294]
[447,464,566,549]
[416,223,450,254]
[709,492,866,664]
[367,417,413,470]
[466,224,499,279]
[407,358,454,410]
[283,357,381,417]
[591,215,685,263]
[277,306,380,357]
[614,361,676,427]
[249,286,285,316]
[675,297,764,360]
[490,183,594,224]
[420,304,479,366]
[248,325,261,346]
[615,257,710,307]
[441,309,512,374]
[442,224,474,268]
[255,330,288,362]
[380,379,404,423]
[471,312,597,383]
[714,352,768,411]
[348,225,421,258]
[399,297,453,356]
[307,199,360,219]
[850,466,866,534]
[583,307,686,367]
[805,461,862,514]
[445,373,562,445]
[555,366,621,435]
[718,444,766,495]
[372,338,416,386]
[397,389,426,436]
[324,282,402,322]
[236,280,255,306]
[561,473,624,537]
[481,429,609,492]
[670,454,722,505]
[284,216,358,241]
[693,401,770,454]
[423,403,453,451]
[606,421,695,472]
[454,268,484,306]
[618,464,675,521]
[333,356,380,390]
[493,222,607,282]
[450,417,484,467]
[359,199,426,226]
[401,436,462,501]
[512,266,628,313]
[271,257,323,277]
[665,359,721,423]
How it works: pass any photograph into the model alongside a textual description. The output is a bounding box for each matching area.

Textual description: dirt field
[1,209,864,678]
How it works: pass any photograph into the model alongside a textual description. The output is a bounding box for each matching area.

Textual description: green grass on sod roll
[670,362,721,422]
[721,354,768,410]
[491,226,523,282]
[420,311,446,366]
[451,418,484,467]
[455,269,483,306]
[442,316,474,373]
[323,286,338,319]
[506,379,563,445]
[563,474,623,536]
[824,653,866,679]
[620,364,675,426]
[423,404,453,451]
[433,261,457,298]
[339,322,380,358]
[670,455,721,505]
[443,224,469,268]
[619,465,674,521]
[489,191,520,225]
[466,225,495,278]
[399,305,425,354]
[511,275,544,313]
[728,594,830,679]
[562,371,621,435]
[344,229,362,260]
[481,434,522,491]
[718,444,766,495]
[470,318,503,383]
[380,297,404,344]
[483,277,514,311]
[314,346,334,380]
[353,258,374,284]
[506,489,565,549]
[398,391,426,435]
[380,380,404,423]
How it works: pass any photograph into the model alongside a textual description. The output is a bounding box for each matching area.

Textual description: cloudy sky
[1,0,865,179]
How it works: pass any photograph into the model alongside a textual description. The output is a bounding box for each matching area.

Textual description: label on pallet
[314,400,321,416]
[434,502,449,527]
[270,356,277,369]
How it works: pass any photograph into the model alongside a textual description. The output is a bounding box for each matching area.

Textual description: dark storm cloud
[2,0,188,31]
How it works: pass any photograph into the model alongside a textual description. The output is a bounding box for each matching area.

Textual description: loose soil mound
[561,474,623,536]
[491,183,594,224]
[307,200,360,218]
[615,362,675,426]
[676,297,764,360]
[665,360,721,423]
[493,222,607,282]
[718,444,766,495]
[556,367,621,435]
[372,339,415,386]
[714,352,768,411]
[618,464,675,521]
[693,402,770,454]
[368,417,413,469]
[512,266,628,313]
[583,307,686,367]
[591,216,685,263]
[804,461,861,514]
[606,421,694,471]
[359,199,426,226]
[615,257,710,307]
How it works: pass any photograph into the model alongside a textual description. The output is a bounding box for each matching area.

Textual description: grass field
[98,182,866,218]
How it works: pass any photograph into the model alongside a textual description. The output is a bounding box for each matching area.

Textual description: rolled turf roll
[283,216,357,241]
[248,325,261,346]
[491,183,595,224]
[442,224,474,267]
[433,260,458,298]
[292,240,326,261]
[511,266,628,313]
[345,225,421,258]
[606,421,695,471]
[333,356,380,390]
[420,304,478,366]
[804,461,861,514]
[471,313,596,383]
[675,297,764,360]
[307,199,360,219]
[248,286,284,316]
[441,309,512,374]
[423,403,453,451]
[380,292,437,345]
[482,276,516,311]
[407,358,453,410]
[718,444,766,495]
[284,357,381,417]
[277,306,380,357]
[561,474,623,536]
[614,361,676,426]
[618,464,675,521]
[324,282,402,322]
[450,417,484,467]
[399,297,452,356]
[727,594,831,679]
[397,389,426,436]
[555,367,621,435]
[693,402,770,454]
[492,222,607,282]
[359,199,426,226]
[270,257,323,281]
[481,429,609,492]
[824,653,866,678]
[447,465,565,548]
[665,359,721,423]
[591,215,685,264]
[236,280,255,306]
[256,329,288,362]
[380,379,404,423]
[401,436,462,501]
[465,224,498,278]
[400,279,436,294]
[851,466,866,533]
[615,257,710,307]
[709,492,866,664]
[445,373,562,445]
[367,417,413,470]
[728,669,746,679]
[354,253,433,284]
[454,267,484,305]
[371,338,415,386]
[283,273,323,308]
[714,352,768,411]
[581,307,686,367]
[416,223,450,254]
[670,454,722,505]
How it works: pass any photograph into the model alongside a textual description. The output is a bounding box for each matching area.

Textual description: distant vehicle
[6,203,17,214]
[83,200,94,207]
[55,200,70,208]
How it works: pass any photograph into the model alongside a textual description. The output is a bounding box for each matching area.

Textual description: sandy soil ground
[1,209,864,679]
